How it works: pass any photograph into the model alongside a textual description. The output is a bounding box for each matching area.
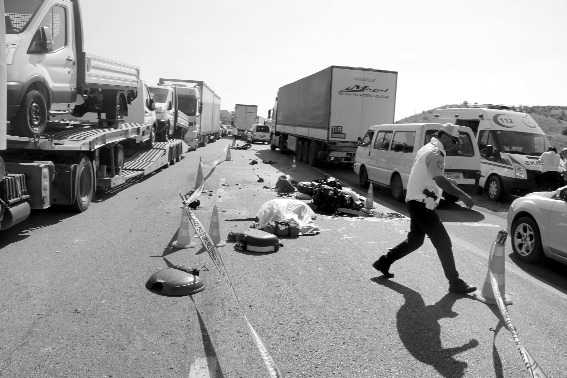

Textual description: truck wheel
[302,141,310,162]
[296,141,304,162]
[114,144,125,175]
[11,89,48,137]
[145,124,156,148]
[485,175,504,201]
[103,91,124,125]
[72,155,94,213]
[278,136,285,154]
[391,174,405,202]
[308,142,318,166]
[359,166,370,188]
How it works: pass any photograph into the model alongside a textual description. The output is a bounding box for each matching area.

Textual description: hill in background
[397,105,567,152]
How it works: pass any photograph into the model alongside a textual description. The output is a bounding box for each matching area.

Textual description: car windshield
[494,130,550,155]
[148,88,169,103]
[5,0,44,34]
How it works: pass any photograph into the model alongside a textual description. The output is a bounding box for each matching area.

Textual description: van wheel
[391,174,405,202]
[72,155,94,213]
[359,166,370,188]
[485,175,504,201]
[145,124,156,148]
[11,89,48,137]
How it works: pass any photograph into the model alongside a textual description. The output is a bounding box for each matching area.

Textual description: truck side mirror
[357,136,362,146]
[198,102,203,114]
[149,97,156,111]
[168,101,173,110]
[268,110,272,119]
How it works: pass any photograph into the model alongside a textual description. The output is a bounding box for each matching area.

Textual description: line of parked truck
[267,65,554,203]
[0,0,222,231]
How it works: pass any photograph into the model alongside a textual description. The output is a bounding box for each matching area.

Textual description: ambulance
[433,105,551,201]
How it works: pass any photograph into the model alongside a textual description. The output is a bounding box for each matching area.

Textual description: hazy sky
[81,0,566,121]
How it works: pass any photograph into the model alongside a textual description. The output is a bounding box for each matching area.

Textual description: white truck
[158,79,221,148]
[0,0,183,230]
[5,0,143,137]
[234,104,258,138]
[433,105,552,201]
[148,85,191,143]
[269,66,398,165]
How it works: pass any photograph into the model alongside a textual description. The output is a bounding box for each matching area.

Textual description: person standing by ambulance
[539,147,561,191]
[372,124,477,294]
[558,148,567,187]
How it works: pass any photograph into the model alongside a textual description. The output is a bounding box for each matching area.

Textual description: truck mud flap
[50,163,77,206]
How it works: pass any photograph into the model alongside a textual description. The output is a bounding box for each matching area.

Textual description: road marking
[446,222,501,228]
[188,357,216,378]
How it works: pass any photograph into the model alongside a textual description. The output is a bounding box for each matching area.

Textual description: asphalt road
[1,137,566,377]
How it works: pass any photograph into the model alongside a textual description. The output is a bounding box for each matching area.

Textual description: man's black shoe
[449,279,477,294]
[372,256,394,278]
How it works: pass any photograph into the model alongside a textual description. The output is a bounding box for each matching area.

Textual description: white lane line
[188,357,218,378]
[452,235,567,300]
[446,222,502,228]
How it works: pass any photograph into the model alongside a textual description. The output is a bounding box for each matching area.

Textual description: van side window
[478,130,498,159]
[37,5,67,51]
[360,131,374,147]
[373,131,392,150]
[391,131,415,153]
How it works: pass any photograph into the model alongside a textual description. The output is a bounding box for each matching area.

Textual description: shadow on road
[371,277,478,378]
[509,252,567,294]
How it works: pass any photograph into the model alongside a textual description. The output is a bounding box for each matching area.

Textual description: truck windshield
[5,0,44,34]
[177,95,197,116]
[493,130,550,155]
[149,87,169,103]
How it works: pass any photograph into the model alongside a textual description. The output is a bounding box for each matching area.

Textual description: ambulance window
[373,131,392,150]
[478,130,498,157]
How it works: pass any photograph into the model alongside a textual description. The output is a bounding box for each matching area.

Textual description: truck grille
[0,174,30,204]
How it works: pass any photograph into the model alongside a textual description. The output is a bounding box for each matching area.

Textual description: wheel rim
[513,222,536,257]
[116,102,123,119]
[29,102,43,128]
[488,179,498,199]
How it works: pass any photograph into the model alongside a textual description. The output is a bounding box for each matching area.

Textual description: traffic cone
[171,207,197,248]
[365,184,374,209]
[289,156,297,171]
[208,205,226,247]
[225,146,232,161]
[474,230,512,305]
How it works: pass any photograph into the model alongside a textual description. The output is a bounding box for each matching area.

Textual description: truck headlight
[514,162,526,179]
[6,44,18,65]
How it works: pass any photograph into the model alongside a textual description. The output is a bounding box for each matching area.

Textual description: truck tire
[145,124,156,148]
[308,142,318,166]
[11,89,48,137]
[72,155,94,213]
[302,141,309,163]
[278,135,285,154]
[296,141,304,162]
[102,91,124,125]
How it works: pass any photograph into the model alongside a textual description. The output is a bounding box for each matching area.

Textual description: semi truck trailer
[234,104,258,138]
[269,66,398,165]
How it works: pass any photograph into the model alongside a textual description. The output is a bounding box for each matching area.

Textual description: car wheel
[391,174,405,202]
[359,166,369,188]
[511,216,544,263]
[11,89,48,137]
[486,175,504,201]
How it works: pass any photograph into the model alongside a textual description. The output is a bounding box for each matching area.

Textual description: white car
[507,186,567,264]
[246,124,271,144]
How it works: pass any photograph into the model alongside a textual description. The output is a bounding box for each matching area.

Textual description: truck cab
[148,85,174,142]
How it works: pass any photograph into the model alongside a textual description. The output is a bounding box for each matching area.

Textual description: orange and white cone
[474,230,512,305]
[172,207,197,248]
[289,156,297,171]
[208,205,226,247]
[225,146,232,161]
[365,184,374,209]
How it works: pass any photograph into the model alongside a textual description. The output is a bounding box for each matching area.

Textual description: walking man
[372,124,477,294]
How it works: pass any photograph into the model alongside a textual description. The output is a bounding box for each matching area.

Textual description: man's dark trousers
[384,200,459,283]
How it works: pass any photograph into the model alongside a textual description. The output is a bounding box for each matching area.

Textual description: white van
[245,124,271,144]
[354,123,480,202]
[433,105,551,201]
